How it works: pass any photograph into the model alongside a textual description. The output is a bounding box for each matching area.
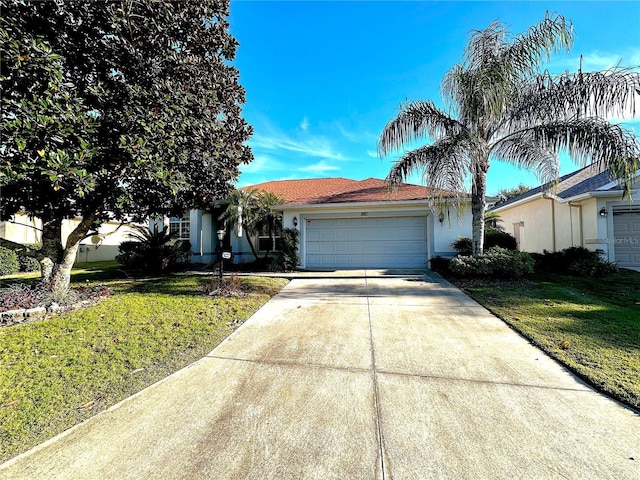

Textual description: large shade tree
[0,0,252,293]
[378,13,640,256]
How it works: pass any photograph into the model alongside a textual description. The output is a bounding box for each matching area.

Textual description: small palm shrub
[450,247,535,278]
[116,225,191,274]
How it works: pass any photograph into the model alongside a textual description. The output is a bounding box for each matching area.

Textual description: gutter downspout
[544,195,557,252]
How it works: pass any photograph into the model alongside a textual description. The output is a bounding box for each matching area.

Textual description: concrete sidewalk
[1,271,639,479]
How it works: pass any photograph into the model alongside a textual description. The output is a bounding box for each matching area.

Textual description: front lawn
[0,268,288,462]
[455,270,640,410]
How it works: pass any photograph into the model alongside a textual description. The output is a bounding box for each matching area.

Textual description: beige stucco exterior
[1,213,142,264]
[492,175,640,266]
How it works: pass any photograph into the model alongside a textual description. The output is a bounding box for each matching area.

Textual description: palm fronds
[377,101,462,156]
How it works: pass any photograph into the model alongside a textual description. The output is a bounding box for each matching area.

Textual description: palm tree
[378,13,640,256]
[221,189,283,260]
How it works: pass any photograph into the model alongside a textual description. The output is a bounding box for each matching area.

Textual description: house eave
[490,193,544,213]
[560,190,635,203]
[277,197,468,211]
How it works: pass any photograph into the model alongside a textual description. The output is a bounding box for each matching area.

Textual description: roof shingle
[243,178,457,206]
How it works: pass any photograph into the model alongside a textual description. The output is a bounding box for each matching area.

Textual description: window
[258,219,282,251]
[169,216,190,240]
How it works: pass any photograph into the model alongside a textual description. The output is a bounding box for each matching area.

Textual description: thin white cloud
[239,154,287,174]
[298,160,340,173]
[300,117,309,131]
[548,47,640,74]
[366,150,378,158]
[334,121,378,144]
[251,132,345,160]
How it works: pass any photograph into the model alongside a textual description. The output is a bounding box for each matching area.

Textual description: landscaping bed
[0,267,288,462]
[451,270,640,411]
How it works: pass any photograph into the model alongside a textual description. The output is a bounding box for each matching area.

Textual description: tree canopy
[378,13,640,256]
[0,0,252,291]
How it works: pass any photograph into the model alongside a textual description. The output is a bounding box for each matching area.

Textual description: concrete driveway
[1,270,639,479]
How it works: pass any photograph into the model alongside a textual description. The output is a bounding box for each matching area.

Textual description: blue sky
[229,1,640,195]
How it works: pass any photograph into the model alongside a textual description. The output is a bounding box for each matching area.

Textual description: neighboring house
[490,166,640,268]
[0,213,141,263]
[155,178,472,269]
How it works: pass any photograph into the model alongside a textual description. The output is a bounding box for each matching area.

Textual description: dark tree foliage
[0,0,252,293]
[494,184,531,203]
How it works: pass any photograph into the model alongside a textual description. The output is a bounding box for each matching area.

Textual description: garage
[613,208,640,268]
[305,216,428,268]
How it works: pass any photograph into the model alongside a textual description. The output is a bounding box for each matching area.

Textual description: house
[490,165,640,268]
[155,178,472,270]
[0,213,141,263]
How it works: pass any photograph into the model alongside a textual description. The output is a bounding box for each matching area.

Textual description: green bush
[449,247,535,278]
[116,226,192,274]
[532,247,618,277]
[485,230,518,250]
[452,231,518,256]
[452,237,472,256]
[18,252,41,272]
[0,246,19,276]
[275,228,299,271]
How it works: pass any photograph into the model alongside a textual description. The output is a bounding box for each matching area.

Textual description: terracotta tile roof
[243,177,457,206]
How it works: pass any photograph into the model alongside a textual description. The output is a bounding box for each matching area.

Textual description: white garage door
[305,216,428,268]
[613,210,640,267]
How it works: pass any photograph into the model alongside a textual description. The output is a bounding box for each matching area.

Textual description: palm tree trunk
[471,159,489,256]
[243,223,260,260]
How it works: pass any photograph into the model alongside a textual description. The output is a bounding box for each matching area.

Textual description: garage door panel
[613,211,640,268]
[305,216,427,268]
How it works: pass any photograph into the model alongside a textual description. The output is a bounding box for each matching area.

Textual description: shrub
[18,252,41,272]
[0,247,19,276]
[485,230,518,250]
[452,231,518,256]
[449,247,535,278]
[275,228,299,271]
[533,247,618,277]
[452,237,472,256]
[429,256,451,275]
[116,226,192,274]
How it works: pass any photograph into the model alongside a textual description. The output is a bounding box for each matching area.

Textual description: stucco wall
[1,213,141,263]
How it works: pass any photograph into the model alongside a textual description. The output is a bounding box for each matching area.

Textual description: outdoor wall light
[438,212,445,224]
[216,229,226,242]
[293,216,298,228]
[599,207,608,217]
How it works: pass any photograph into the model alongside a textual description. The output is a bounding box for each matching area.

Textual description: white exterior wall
[280,201,471,269]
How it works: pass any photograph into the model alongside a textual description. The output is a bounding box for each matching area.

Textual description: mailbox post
[217,229,226,280]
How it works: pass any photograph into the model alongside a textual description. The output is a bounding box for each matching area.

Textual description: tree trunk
[40,213,96,296]
[471,159,489,257]
[44,242,80,295]
[243,223,260,260]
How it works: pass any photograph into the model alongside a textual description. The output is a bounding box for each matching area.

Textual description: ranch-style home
[154,178,472,270]
[490,165,640,269]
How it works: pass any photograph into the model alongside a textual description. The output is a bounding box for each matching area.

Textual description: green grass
[456,270,640,410]
[0,267,288,462]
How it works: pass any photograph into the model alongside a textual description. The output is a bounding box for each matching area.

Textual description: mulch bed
[0,283,112,314]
